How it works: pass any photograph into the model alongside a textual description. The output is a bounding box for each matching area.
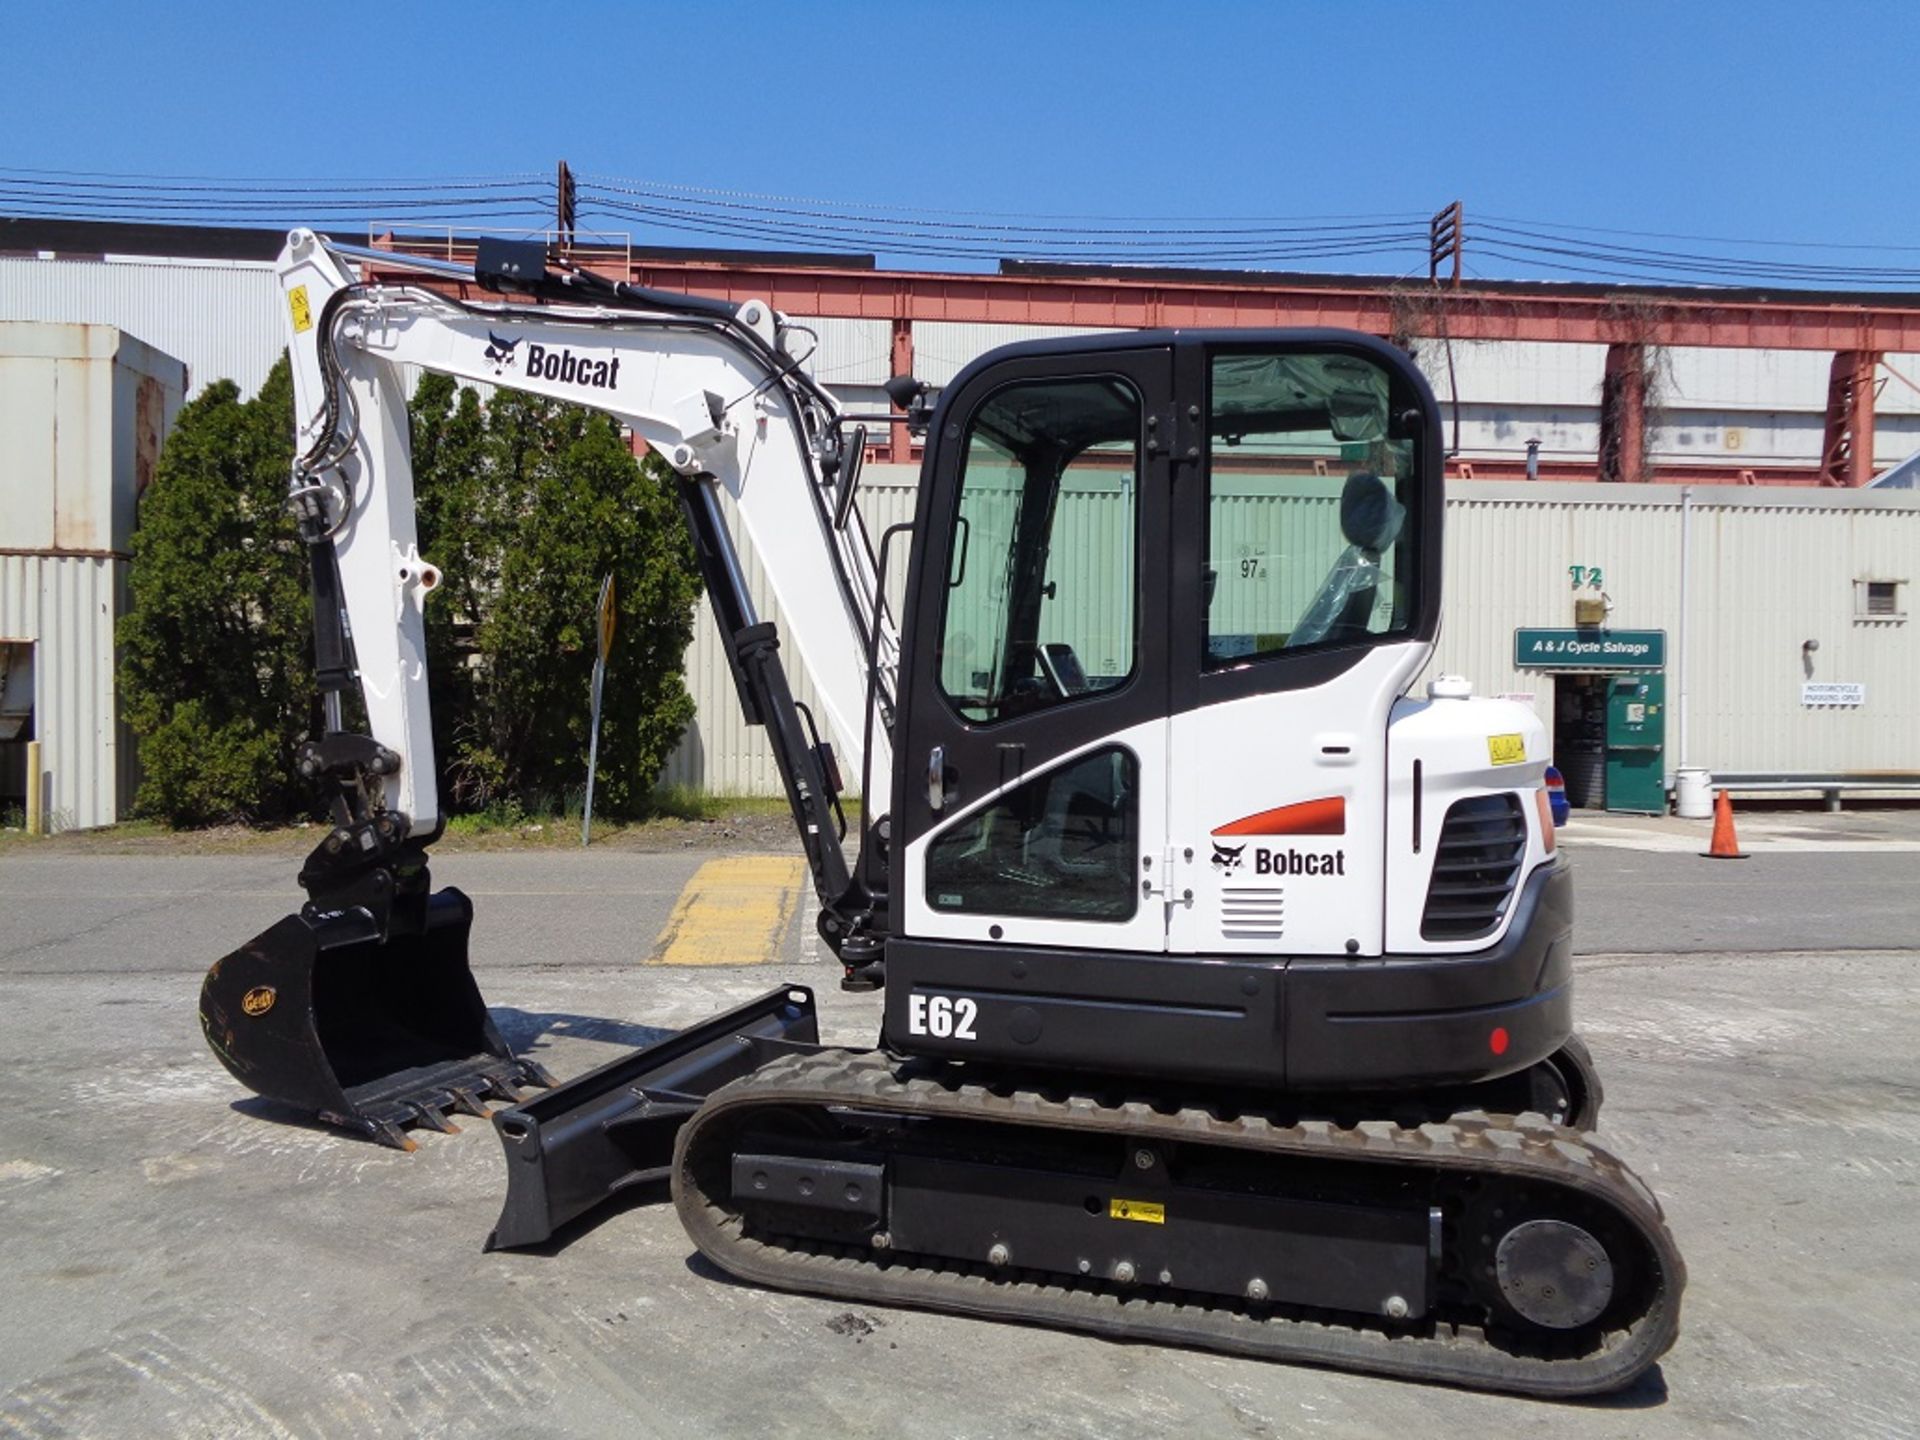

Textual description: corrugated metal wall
[663,476,1919,796]
[0,554,130,830]
[1413,340,1920,471]
[914,322,1124,385]
[1424,483,1920,778]
[657,470,919,796]
[791,316,892,386]
[9,252,1920,472]
[0,256,284,398]
[0,324,187,830]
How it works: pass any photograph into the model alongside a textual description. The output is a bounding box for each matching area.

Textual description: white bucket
[1674,767,1713,819]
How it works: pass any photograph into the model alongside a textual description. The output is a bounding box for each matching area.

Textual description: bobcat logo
[1210,842,1246,871]
[483,331,520,374]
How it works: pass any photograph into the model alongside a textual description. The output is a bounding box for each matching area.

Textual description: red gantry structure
[357,231,1920,487]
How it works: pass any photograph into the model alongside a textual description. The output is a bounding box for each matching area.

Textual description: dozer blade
[199,886,551,1150]
[486,985,819,1251]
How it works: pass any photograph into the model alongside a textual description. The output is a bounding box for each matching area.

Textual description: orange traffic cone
[1701,788,1748,859]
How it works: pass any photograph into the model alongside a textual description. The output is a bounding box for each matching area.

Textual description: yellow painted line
[649,854,807,966]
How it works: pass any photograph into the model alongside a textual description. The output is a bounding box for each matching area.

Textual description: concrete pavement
[1,832,1917,1437]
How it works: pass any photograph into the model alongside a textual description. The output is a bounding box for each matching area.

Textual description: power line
[0,164,543,188]
[6,166,1920,289]
[577,170,1428,226]
[1478,210,1920,255]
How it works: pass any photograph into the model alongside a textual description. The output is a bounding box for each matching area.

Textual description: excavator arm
[200,232,898,1146]
[275,229,894,932]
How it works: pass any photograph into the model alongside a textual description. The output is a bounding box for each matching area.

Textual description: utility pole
[1428,201,1464,289]
[582,573,615,845]
[556,160,577,250]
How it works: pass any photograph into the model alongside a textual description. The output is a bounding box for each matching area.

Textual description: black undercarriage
[669,1046,1682,1397]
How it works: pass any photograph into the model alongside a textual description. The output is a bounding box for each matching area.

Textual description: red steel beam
[1447,458,1822,486]
[887,315,913,463]
[361,243,1920,353]
[625,264,1920,353]
[365,242,1920,352]
[1817,349,1883,486]
[1598,343,1649,484]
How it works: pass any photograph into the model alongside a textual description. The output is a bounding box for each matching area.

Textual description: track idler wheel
[1494,1219,1615,1330]
[1458,1181,1651,1356]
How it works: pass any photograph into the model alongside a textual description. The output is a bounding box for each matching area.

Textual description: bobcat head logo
[483,331,520,374]
[1210,842,1246,871]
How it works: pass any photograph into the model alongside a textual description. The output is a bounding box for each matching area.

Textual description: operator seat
[1287,471,1405,647]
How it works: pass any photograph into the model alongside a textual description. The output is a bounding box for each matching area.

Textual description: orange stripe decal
[1211,796,1346,837]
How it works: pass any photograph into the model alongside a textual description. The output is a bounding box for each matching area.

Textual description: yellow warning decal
[1487,733,1527,766]
[1109,1198,1165,1225]
[288,285,313,334]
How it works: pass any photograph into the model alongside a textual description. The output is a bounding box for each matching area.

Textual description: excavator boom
[203,231,896,1143]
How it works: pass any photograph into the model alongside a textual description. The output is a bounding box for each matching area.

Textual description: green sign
[1514,628,1665,670]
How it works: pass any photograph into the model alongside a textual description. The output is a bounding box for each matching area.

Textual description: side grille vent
[1221,886,1285,940]
[1421,794,1527,942]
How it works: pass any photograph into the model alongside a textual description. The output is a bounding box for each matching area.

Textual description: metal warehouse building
[666,473,1919,808]
[0,322,186,829]
[3,219,1917,820]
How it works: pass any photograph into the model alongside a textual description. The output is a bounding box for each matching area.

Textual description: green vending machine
[1605,672,1666,814]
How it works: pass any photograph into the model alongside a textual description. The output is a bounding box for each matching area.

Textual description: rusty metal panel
[0,254,284,399]
[0,322,187,556]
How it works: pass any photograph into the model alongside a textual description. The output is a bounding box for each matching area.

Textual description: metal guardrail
[1709,772,1920,812]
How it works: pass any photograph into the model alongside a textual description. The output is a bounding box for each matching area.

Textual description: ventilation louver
[1221,886,1285,940]
[1421,793,1528,942]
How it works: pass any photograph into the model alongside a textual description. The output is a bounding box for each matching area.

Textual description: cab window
[938,377,1139,723]
[1204,351,1418,667]
[925,747,1138,920]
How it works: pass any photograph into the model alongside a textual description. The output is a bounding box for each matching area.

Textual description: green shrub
[118,362,314,824]
[122,364,702,828]
[411,379,701,819]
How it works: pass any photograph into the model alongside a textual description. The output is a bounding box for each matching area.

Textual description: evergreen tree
[122,365,702,827]
[412,382,701,816]
[118,360,313,823]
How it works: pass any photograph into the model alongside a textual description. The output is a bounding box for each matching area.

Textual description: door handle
[928,745,946,812]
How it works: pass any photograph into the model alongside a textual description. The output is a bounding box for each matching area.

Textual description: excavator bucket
[199,886,551,1150]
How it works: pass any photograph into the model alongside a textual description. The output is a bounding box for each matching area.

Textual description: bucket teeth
[481,1076,522,1105]
[447,1086,492,1118]
[372,1120,418,1152]
[518,1059,557,1089]
[407,1101,462,1135]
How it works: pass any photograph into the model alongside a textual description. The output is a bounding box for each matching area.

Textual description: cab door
[1164,338,1442,958]
[895,342,1174,956]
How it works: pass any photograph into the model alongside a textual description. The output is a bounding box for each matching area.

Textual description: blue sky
[4,2,1915,283]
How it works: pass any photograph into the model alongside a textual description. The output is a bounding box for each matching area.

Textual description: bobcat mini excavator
[200,229,1683,1397]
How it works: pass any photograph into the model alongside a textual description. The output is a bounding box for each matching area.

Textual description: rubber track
[672,1047,1684,1398]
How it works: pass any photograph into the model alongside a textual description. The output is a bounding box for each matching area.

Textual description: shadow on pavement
[504,1178,673,1257]
[1575,1363,1669,1409]
[491,1006,676,1059]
